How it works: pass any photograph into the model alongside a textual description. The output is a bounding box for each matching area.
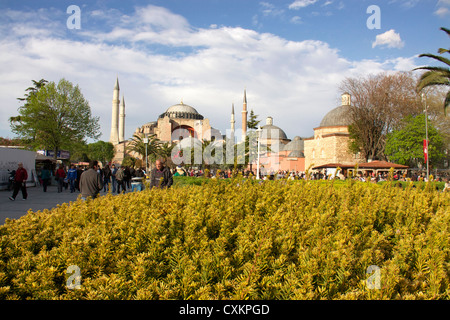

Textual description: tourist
[67,164,77,193]
[79,160,104,200]
[149,159,173,189]
[55,164,66,193]
[40,164,51,192]
[9,162,28,201]
[111,164,118,193]
[103,164,111,192]
[174,165,187,177]
[115,165,126,193]
[444,178,449,192]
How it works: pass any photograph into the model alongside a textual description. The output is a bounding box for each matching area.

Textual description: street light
[422,94,429,181]
[256,126,262,180]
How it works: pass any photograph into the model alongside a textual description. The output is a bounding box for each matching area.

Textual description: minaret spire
[242,89,248,142]
[230,102,236,134]
[110,76,120,145]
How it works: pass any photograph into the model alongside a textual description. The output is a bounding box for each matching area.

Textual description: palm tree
[414,27,450,116]
[126,133,160,169]
[157,142,175,168]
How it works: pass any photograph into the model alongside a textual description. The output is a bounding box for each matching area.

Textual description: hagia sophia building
[109,77,364,173]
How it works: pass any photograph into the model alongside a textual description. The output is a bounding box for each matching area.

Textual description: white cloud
[288,0,318,10]
[372,29,405,49]
[290,16,303,24]
[0,5,417,141]
[435,0,450,17]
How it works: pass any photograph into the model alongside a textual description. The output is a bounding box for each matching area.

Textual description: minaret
[230,103,235,132]
[109,77,120,145]
[242,89,248,142]
[118,95,125,142]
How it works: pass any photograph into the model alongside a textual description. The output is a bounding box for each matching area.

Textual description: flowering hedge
[0,178,448,299]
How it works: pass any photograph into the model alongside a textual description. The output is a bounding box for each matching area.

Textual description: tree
[385,114,445,167]
[87,141,115,164]
[10,78,100,160]
[414,27,450,116]
[247,109,261,130]
[340,72,424,161]
[126,133,160,169]
[158,142,175,168]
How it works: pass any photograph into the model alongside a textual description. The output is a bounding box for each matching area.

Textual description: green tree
[126,133,160,169]
[87,141,115,164]
[10,78,100,160]
[414,27,450,116]
[385,114,445,167]
[247,109,261,130]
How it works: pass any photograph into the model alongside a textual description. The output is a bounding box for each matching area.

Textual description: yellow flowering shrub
[0,177,449,299]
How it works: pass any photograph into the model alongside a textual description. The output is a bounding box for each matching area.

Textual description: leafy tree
[247,109,261,130]
[340,72,424,161]
[10,78,100,160]
[385,114,445,167]
[87,141,115,164]
[414,27,450,116]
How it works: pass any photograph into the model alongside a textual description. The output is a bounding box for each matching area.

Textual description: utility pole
[422,94,429,181]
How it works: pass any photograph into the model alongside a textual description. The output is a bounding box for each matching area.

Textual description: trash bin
[131,177,144,192]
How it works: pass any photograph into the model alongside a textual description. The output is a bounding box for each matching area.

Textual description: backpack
[116,169,124,181]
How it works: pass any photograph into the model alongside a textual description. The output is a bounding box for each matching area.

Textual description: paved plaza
[0,184,131,225]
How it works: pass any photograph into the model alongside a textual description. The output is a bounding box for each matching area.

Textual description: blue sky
[0,0,448,142]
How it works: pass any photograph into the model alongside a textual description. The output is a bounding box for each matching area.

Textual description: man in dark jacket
[150,159,173,189]
[79,161,103,199]
[9,162,28,201]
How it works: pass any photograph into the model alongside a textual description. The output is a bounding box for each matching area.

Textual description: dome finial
[181,99,184,105]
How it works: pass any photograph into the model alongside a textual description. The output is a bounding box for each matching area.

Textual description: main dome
[159,102,204,120]
[319,105,353,128]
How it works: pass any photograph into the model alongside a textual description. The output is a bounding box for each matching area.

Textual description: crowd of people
[7,160,449,202]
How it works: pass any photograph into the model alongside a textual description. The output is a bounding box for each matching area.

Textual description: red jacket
[14,167,28,183]
[55,168,66,179]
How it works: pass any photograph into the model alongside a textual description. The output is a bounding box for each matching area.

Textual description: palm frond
[440,27,450,37]
[417,53,450,67]
[416,70,450,91]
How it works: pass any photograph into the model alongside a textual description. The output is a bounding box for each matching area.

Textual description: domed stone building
[304,92,365,170]
[135,101,220,143]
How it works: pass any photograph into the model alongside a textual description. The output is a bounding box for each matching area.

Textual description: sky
[0,0,448,143]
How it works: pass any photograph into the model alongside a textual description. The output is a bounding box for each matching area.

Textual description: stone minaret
[230,103,235,132]
[118,95,125,142]
[242,89,248,142]
[109,77,120,145]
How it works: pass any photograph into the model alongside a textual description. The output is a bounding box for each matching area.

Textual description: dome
[284,136,304,151]
[261,124,288,140]
[159,102,204,120]
[319,104,353,128]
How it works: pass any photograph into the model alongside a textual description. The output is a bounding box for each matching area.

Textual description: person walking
[103,164,111,192]
[79,160,104,200]
[9,162,28,201]
[55,164,66,193]
[115,165,126,194]
[67,164,77,193]
[40,164,51,192]
[111,164,117,193]
[149,159,173,189]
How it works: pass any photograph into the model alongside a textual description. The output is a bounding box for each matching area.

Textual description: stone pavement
[0,184,132,225]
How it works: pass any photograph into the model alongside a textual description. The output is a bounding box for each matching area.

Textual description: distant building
[304,92,365,171]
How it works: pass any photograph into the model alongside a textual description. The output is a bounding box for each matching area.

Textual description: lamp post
[256,126,262,180]
[422,94,429,181]
[143,135,149,173]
